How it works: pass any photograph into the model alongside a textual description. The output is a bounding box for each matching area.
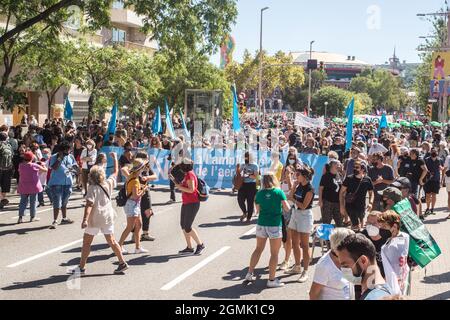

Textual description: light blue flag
[164,99,176,139]
[345,98,355,152]
[231,84,241,133]
[63,97,73,121]
[377,113,388,137]
[180,110,191,138]
[152,106,162,134]
[104,100,118,142]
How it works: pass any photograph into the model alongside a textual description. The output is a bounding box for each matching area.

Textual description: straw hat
[129,158,148,173]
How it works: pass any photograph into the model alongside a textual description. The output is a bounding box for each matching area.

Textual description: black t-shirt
[342,175,374,210]
[361,229,391,278]
[294,183,315,209]
[410,158,426,183]
[289,133,299,147]
[398,156,412,177]
[330,144,345,162]
[119,155,131,168]
[320,172,341,203]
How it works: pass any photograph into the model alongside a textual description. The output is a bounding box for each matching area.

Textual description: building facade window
[112,0,124,9]
[112,28,126,43]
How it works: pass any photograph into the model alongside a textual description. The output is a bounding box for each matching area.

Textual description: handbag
[233,165,244,190]
[345,177,363,204]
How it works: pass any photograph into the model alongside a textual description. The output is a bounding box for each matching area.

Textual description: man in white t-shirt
[309,228,354,300]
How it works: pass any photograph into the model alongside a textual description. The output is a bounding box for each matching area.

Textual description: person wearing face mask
[424,148,443,216]
[368,152,395,211]
[174,158,205,255]
[336,233,393,300]
[285,167,315,283]
[237,152,259,222]
[361,211,391,279]
[309,228,355,300]
[391,177,421,218]
[397,147,411,178]
[408,149,428,199]
[340,161,374,231]
[80,140,97,197]
[343,147,361,179]
[319,160,343,227]
[378,187,403,212]
[139,137,150,149]
[47,141,77,229]
[379,210,410,296]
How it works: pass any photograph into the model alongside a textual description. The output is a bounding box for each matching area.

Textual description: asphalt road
[0,185,448,300]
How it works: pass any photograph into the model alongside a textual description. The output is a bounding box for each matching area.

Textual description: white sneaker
[245,272,256,282]
[134,247,149,254]
[267,278,285,288]
[121,247,129,255]
[278,260,291,271]
[284,265,302,275]
[298,271,309,283]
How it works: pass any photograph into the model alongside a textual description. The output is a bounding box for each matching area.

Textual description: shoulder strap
[98,184,110,200]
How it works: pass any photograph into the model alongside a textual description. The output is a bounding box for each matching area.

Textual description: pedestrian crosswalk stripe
[160,246,231,291]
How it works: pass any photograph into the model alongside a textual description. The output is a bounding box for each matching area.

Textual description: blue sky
[211,0,447,66]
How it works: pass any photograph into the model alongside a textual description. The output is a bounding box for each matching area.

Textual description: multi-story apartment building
[0,0,158,126]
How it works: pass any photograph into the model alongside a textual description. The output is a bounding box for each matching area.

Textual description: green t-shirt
[255,188,287,227]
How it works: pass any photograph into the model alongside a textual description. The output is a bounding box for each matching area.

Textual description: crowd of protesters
[0,111,448,299]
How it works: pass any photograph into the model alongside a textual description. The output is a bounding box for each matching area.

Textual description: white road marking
[160,246,231,291]
[242,226,256,236]
[7,239,83,268]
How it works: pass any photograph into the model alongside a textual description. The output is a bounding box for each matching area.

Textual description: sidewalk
[410,192,450,300]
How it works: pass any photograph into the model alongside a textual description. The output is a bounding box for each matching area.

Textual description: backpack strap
[98,184,110,200]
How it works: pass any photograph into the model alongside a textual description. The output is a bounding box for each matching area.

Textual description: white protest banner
[294,113,325,129]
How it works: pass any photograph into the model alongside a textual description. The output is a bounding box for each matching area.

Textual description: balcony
[109,40,157,55]
[110,8,144,28]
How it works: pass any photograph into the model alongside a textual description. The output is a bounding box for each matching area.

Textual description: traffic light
[426,104,433,118]
[319,61,325,73]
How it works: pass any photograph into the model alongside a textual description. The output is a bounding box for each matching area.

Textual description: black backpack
[116,180,131,207]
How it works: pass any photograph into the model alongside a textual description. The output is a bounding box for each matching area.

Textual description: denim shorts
[49,185,72,209]
[256,225,283,239]
[288,209,313,234]
[124,199,141,217]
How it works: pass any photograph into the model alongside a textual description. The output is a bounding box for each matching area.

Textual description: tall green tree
[225,50,305,105]
[74,42,161,122]
[0,0,237,53]
[151,49,232,118]
[13,38,82,118]
[349,68,406,111]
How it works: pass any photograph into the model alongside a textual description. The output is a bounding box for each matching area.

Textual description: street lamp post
[307,40,315,116]
[259,6,269,121]
[324,101,329,119]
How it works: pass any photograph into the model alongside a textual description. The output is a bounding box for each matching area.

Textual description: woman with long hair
[245,173,291,288]
[118,158,149,254]
[175,158,205,255]
[285,166,315,283]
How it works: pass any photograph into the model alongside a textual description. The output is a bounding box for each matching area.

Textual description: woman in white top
[80,139,97,196]
[69,152,128,275]
[309,228,354,300]
[379,210,410,296]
